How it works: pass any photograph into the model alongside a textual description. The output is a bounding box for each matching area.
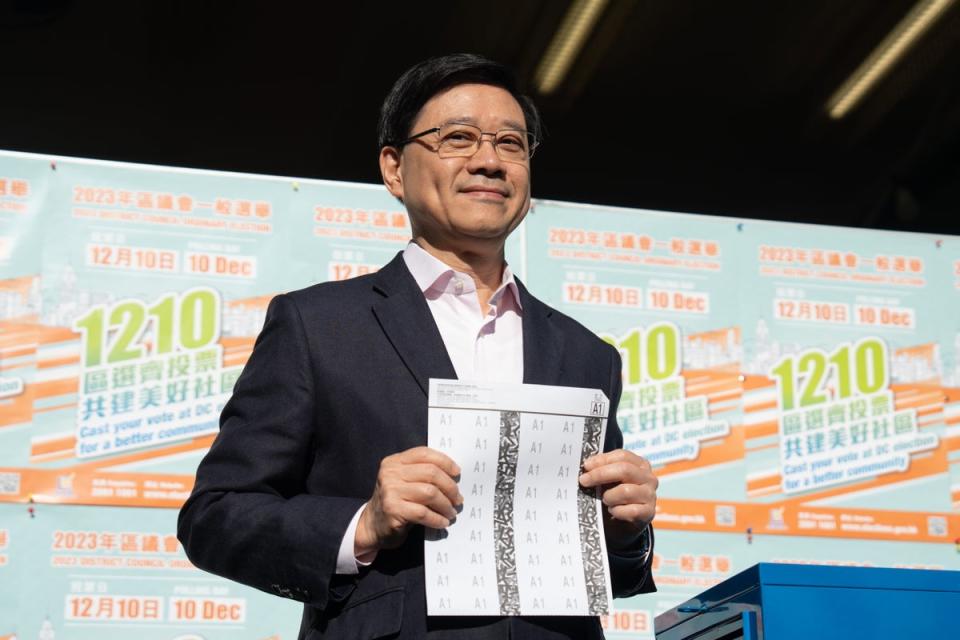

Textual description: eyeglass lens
[435,123,535,161]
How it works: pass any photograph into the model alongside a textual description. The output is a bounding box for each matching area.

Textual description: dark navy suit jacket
[177,253,655,639]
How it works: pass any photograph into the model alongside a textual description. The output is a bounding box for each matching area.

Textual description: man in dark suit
[178,54,658,639]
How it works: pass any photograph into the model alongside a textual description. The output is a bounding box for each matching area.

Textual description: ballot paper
[425,379,614,616]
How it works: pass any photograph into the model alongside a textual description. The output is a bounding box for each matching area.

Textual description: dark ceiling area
[1,0,958,234]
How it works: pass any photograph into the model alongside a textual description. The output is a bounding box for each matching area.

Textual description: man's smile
[460,184,509,199]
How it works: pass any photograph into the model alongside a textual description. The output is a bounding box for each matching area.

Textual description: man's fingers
[397,500,452,530]
[365,448,466,550]
[600,483,656,508]
[400,482,459,520]
[373,482,456,537]
[608,503,655,525]
[582,449,650,472]
[394,463,463,505]
[390,446,461,477]
[579,460,656,488]
[582,450,623,471]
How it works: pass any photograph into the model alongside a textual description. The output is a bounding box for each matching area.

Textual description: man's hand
[355,446,462,557]
[579,449,658,549]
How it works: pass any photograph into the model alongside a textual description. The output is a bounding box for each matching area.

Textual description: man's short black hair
[378,53,542,150]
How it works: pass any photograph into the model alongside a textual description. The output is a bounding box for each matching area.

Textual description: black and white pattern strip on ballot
[493,410,521,615]
[578,416,609,615]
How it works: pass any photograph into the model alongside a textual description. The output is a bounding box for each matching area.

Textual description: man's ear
[379,146,404,203]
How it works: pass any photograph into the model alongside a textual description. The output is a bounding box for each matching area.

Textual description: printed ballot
[426,379,614,616]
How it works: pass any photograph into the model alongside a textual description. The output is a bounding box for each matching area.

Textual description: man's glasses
[391,122,539,163]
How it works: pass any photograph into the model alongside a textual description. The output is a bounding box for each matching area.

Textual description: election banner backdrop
[0,149,957,639]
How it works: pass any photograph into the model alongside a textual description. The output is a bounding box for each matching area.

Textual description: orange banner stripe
[742,375,776,391]
[747,474,781,492]
[30,435,76,457]
[29,449,74,463]
[32,378,79,398]
[0,345,35,360]
[36,326,79,344]
[686,379,740,394]
[36,355,80,370]
[744,399,777,413]
[745,419,778,439]
[705,390,742,404]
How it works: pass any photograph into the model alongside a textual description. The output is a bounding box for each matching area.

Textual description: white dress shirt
[336,242,524,573]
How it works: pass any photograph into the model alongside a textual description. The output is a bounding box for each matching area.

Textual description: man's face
[383,83,532,253]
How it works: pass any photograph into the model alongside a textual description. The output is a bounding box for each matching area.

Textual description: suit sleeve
[602,343,657,597]
[177,293,365,610]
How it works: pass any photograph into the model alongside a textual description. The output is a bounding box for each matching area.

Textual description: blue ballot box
[654,562,960,639]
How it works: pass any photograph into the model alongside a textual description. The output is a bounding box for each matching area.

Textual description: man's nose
[467,135,505,172]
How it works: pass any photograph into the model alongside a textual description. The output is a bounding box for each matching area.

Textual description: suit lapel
[518,280,565,386]
[371,254,458,396]
[370,255,562,391]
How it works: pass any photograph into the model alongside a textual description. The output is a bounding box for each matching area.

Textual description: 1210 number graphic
[769,337,888,411]
[600,322,681,384]
[73,287,221,367]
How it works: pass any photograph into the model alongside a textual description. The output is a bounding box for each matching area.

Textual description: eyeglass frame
[388,121,540,162]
